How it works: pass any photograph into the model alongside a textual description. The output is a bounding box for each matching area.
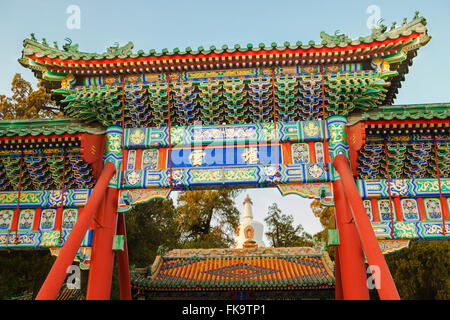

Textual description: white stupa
[234,194,265,248]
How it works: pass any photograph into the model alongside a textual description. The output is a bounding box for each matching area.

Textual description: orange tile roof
[131,247,334,291]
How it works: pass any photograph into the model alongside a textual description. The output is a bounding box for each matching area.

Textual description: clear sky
[1,1,449,241]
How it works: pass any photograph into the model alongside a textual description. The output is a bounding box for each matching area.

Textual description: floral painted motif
[291,143,309,164]
[127,150,137,170]
[363,200,373,221]
[62,209,78,230]
[424,198,442,220]
[129,128,145,146]
[307,164,324,179]
[400,199,420,220]
[18,209,35,230]
[0,210,13,231]
[315,142,324,164]
[142,149,159,170]
[39,209,57,230]
[378,200,395,221]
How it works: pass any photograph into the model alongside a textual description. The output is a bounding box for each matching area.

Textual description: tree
[385,240,450,300]
[0,73,61,120]
[176,189,241,248]
[310,199,335,244]
[264,203,313,247]
[0,251,55,299]
[125,198,181,268]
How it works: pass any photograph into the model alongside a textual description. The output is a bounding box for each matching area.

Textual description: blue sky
[1,0,449,239]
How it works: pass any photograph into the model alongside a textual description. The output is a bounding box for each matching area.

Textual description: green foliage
[310,199,335,258]
[176,189,241,248]
[0,250,55,299]
[385,240,450,300]
[125,198,181,268]
[264,203,313,247]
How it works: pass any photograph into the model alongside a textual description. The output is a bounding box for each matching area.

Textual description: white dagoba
[234,194,265,248]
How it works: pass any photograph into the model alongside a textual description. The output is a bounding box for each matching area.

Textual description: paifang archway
[4,14,448,300]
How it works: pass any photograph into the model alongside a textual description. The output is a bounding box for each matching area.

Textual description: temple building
[233,194,265,249]
[130,196,335,300]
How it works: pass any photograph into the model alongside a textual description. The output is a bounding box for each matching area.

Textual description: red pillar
[334,246,344,300]
[333,179,369,300]
[333,154,400,300]
[86,187,119,300]
[116,212,132,300]
[35,162,116,300]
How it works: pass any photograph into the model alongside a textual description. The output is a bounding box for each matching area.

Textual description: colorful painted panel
[141,149,159,170]
[118,188,172,212]
[124,120,328,149]
[377,200,396,222]
[0,229,94,249]
[169,144,282,168]
[18,209,35,231]
[372,221,450,240]
[315,142,325,164]
[0,210,13,231]
[356,179,450,198]
[123,163,331,189]
[378,240,411,254]
[39,209,57,230]
[0,189,91,209]
[363,200,373,221]
[423,198,442,220]
[62,208,78,230]
[291,143,310,164]
[126,150,137,170]
[0,231,40,248]
[400,199,420,221]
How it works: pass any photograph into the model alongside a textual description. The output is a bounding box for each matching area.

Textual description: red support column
[35,162,116,300]
[333,154,400,300]
[334,246,344,300]
[116,212,132,300]
[86,187,119,300]
[333,179,369,300]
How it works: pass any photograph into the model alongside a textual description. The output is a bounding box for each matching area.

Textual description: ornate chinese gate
[1,13,447,299]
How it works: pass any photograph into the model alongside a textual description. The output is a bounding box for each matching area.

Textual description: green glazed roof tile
[0,118,105,137]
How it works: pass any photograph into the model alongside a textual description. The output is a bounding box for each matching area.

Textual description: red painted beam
[35,162,116,300]
[333,154,400,300]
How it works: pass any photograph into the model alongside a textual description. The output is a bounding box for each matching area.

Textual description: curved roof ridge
[20,14,428,61]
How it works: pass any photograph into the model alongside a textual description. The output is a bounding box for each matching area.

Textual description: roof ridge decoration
[19,13,430,86]
[21,13,428,60]
[163,246,323,258]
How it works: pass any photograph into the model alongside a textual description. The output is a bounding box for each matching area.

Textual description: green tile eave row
[131,275,334,289]
[361,103,450,121]
[0,118,105,137]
